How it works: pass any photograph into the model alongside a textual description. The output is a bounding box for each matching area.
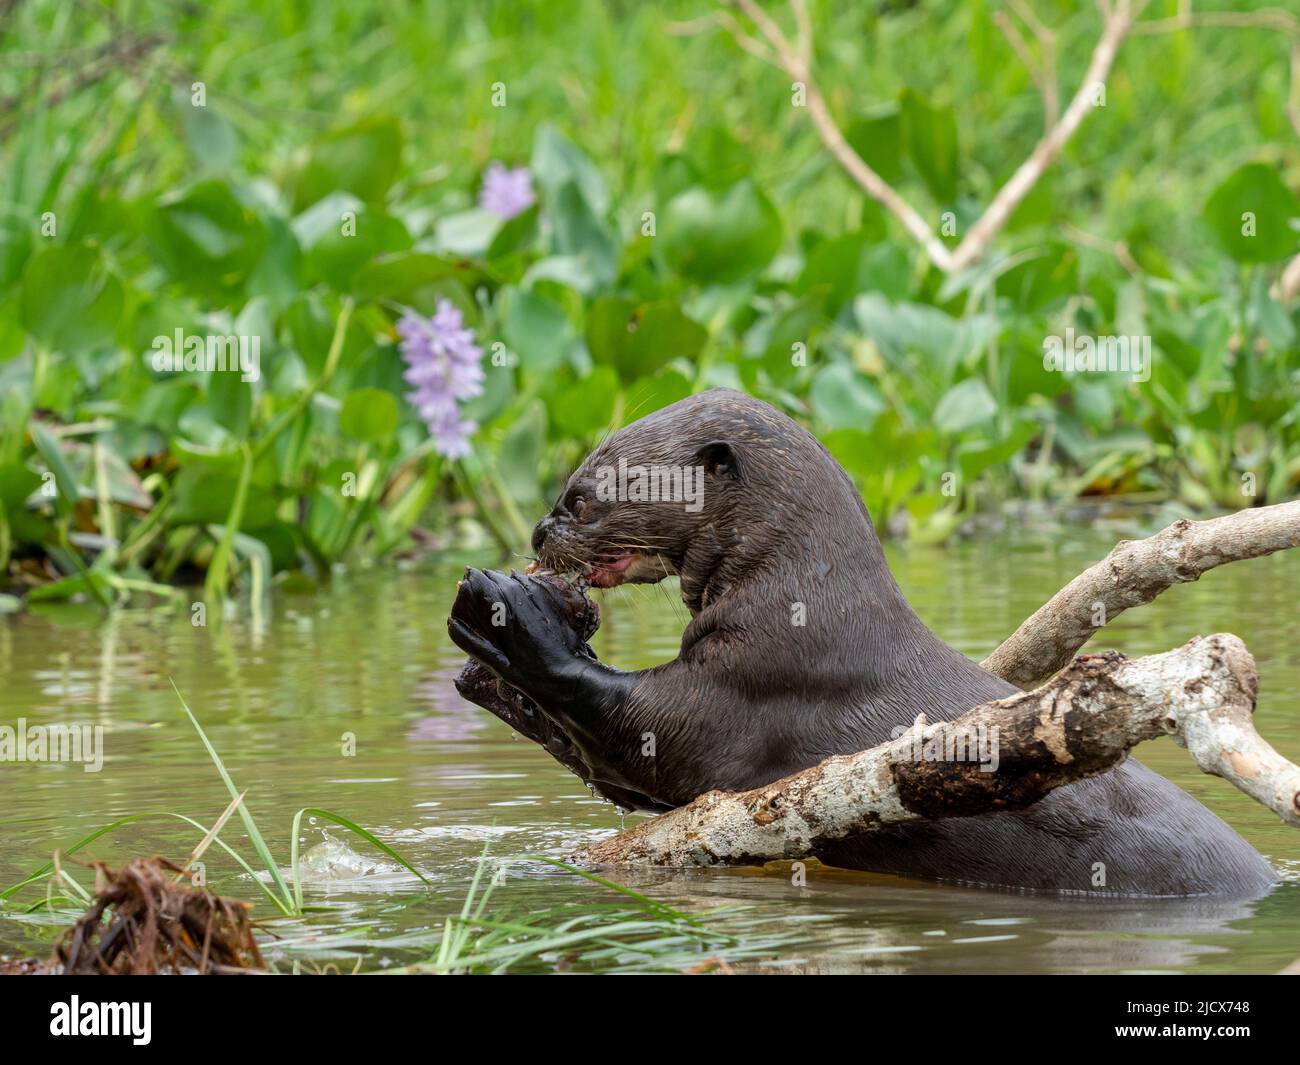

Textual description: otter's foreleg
[454,659,585,770]
[448,569,667,810]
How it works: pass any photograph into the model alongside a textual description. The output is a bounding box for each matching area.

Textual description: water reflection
[1,521,1298,973]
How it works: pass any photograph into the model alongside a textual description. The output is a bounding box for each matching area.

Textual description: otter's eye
[571,496,588,521]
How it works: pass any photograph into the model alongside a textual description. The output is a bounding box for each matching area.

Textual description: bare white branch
[982,501,1300,689]
[708,0,1293,276]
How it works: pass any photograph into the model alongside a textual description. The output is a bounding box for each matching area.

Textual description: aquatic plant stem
[201,299,355,601]
[203,443,252,603]
[483,462,534,548]
[252,297,355,465]
[452,459,515,554]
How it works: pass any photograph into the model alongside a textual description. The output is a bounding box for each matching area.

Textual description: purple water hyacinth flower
[479,162,535,220]
[397,300,485,459]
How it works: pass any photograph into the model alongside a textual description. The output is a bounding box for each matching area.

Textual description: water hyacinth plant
[0,0,1297,614]
[479,162,536,220]
[397,301,486,460]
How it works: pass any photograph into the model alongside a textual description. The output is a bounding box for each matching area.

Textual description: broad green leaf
[799,236,909,310]
[0,462,41,513]
[933,376,997,434]
[853,294,967,375]
[0,299,25,361]
[148,180,269,294]
[680,124,752,189]
[297,116,404,209]
[548,181,617,288]
[503,288,572,373]
[994,243,1079,312]
[652,153,701,204]
[460,360,515,427]
[180,96,240,175]
[956,419,1037,479]
[28,422,83,505]
[487,204,540,259]
[660,179,783,283]
[1202,163,1299,262]
[845,107,903,185]
[497,401,548,501]
[171,467,277,526]
[27,570,113,603]
[354,253,481,305]
[209,369,253,437]
[433,208,502,258]
[531,125,609,215]
[761,300,824,382]
[809,363,885,429]
[900,90,959,205]
[625,369,693,416]
[339,388,400,442]
[822,427,876,482]
[585,297,707,382]
[1007,334,1072,405]
[293,194,412,292]
[551,367,617,438]
[20,242,124,352]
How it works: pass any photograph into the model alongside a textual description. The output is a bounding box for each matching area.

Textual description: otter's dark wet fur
[449,389,1277,896]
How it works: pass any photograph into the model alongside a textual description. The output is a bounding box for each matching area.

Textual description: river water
[2,513,1298,973]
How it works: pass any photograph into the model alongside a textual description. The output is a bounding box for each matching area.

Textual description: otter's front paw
[447,568,591,697]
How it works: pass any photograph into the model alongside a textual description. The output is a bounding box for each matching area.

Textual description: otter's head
[531,388,871,604]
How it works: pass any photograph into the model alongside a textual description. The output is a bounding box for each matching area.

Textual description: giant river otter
[448,389,1277,896]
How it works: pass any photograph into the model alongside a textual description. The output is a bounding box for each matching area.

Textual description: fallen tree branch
[572,634,1300,867]
[982,501,1300,689]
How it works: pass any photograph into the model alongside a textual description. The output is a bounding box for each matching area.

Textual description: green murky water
[2,512,1299,973]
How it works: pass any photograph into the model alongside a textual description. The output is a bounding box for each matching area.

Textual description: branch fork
[684,1,1299,282]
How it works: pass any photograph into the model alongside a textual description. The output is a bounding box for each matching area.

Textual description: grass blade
[520,855,699,923]
[291,807,431,913]
[0,811,294,915]
[169,679,294,909]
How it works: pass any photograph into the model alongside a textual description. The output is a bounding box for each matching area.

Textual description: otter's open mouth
[526,550,671,589]
[586,551,637,589]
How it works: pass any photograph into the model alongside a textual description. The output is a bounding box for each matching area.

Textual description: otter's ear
[695,440,741,479]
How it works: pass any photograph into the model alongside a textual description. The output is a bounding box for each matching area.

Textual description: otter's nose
[531,515,556,554]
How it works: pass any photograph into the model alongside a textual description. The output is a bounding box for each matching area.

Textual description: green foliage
[1204,164,1300,263]
[659,179,784,282]
[899,90,960,206]
[1,0,1298,608]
